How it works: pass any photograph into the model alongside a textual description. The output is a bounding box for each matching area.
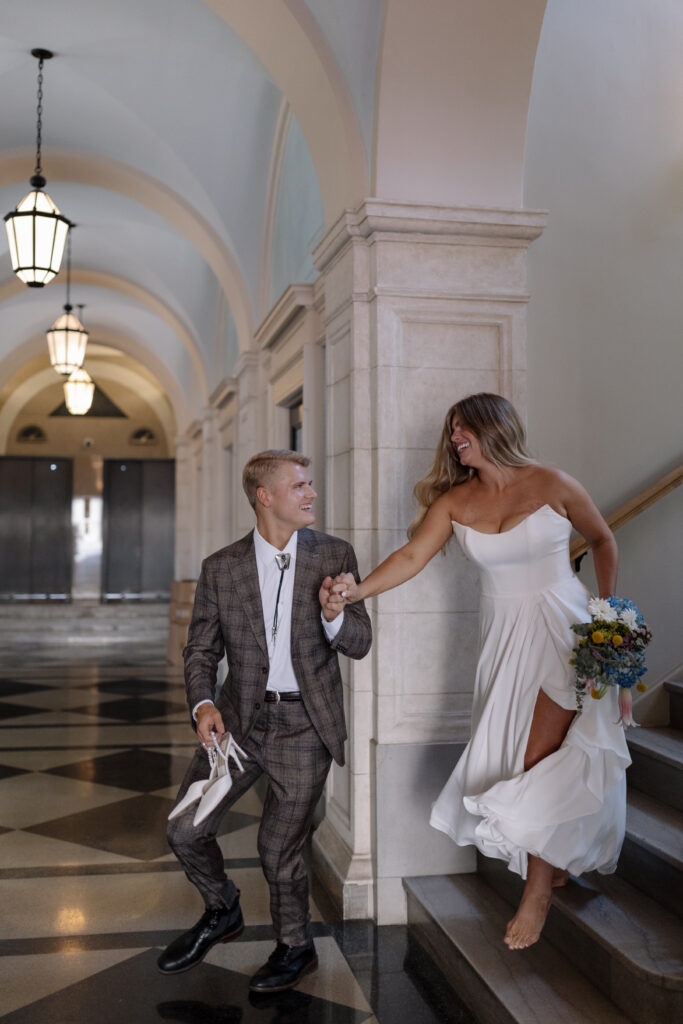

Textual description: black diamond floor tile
[0,948,371,1023]
[70,697,189,721]
[46,749,193,792]
[0,680,51,698]
[0,702,45,721]
[25,794,176,860]
[0,763,29,781]
[85,679,172,696]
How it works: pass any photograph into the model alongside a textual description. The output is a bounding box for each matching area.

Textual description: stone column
[210,378,238,549]
[174,436,194,579]
[233,351,263,537]
[311,200,546,923]
[200,408,220,561]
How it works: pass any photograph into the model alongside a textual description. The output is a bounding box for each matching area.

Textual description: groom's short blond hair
[242,450,311,510]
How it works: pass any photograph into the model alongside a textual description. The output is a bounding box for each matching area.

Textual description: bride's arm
[338,492,455,603]
[554,471,618,598]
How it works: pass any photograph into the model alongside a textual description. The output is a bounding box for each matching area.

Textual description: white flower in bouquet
[618,607,639,630]
[587,597,617,621]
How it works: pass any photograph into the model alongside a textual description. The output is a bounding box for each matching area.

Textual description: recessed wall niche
[16,424,47,444]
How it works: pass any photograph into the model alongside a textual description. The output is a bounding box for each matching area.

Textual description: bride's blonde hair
[408,393,536,539]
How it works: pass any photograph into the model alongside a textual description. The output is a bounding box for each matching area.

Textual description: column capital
[209,377,238,409]
[314,198,548,272]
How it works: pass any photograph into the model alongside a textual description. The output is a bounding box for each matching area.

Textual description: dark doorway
[102,459,175,599]
[0,456,73,599]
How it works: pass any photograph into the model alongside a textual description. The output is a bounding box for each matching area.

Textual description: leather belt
[264,690,302,703]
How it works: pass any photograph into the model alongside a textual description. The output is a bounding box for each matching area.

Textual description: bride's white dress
[429,504,631,879]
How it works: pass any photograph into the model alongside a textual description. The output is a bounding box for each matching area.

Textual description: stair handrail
[570,464,682,567]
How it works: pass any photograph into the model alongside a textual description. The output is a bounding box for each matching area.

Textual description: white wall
[525,0,683,693]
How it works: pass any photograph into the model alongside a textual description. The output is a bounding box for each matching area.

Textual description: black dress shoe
[248,941,318,992]
[157,897,244,974]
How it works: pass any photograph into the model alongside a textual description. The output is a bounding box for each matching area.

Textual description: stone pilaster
[233,352,262,537]
[174,436,194,579]
[311,199,546,923]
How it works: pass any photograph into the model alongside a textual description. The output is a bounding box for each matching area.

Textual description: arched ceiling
[0,0,380,427]
[0,0,546,432]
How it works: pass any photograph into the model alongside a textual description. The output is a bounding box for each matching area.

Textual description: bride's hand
[331,572,359,604]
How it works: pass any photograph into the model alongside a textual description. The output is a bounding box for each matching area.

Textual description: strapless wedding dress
[429,504,631,878]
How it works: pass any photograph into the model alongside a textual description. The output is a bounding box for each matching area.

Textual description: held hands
[319,572,359,621]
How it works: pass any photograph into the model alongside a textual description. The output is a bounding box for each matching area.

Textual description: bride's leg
[504,689,575,950]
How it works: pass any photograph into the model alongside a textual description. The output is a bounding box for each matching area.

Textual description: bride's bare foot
[552,868,569,888]
[504,889,551,950]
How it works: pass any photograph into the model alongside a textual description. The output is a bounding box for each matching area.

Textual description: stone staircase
[405,679,683,1024]
[0,600,170,649]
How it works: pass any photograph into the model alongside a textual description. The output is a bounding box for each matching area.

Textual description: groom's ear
[256,485,270,508]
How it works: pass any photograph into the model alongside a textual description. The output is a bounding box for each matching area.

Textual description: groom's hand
[319,575,346,621]
[196,703,226,747]
[331,572,358,604]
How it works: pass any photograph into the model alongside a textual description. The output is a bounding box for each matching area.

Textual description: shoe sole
[156,923,245,975]
[248,955,318,993]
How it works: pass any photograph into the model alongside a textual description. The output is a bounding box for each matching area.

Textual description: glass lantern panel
[14,216,33,267]
[5,220,18,268]
[52,219,69,270]
[34,215,58,272]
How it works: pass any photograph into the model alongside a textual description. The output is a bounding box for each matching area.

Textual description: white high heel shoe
[193,733,248,826]
[167,733,247,824]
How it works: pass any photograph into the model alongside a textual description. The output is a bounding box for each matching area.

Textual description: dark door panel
[141,459,175,594]
[31,459,73,595]
[0,457,72,598]
[103,461,143,595]
[103,459,174,598]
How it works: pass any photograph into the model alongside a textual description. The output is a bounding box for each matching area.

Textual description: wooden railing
[570,464,683,566]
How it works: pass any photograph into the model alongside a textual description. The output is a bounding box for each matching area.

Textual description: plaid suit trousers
[167,699,332,947]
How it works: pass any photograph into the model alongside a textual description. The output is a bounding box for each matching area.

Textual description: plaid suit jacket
[183,527,372,766]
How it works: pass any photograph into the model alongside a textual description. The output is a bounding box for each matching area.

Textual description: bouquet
[571,596,652,726]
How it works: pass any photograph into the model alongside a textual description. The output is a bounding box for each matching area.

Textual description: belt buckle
[275,690,281,703]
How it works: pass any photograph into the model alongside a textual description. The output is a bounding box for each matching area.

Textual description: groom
[159,450,371,992]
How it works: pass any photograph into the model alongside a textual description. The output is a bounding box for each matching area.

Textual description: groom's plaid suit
[167,527,371,946]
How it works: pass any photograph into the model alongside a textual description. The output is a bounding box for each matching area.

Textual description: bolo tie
[271,552,291,644]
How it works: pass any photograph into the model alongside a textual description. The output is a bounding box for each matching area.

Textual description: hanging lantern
[64,368,95,415]
[4,49,71,287]
[46,233,88,375]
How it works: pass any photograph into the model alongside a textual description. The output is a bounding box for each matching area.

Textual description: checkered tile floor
[0,642,471,1024]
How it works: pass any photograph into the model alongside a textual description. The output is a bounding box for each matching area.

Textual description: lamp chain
[65,230,72,309]
[34,56,44,177]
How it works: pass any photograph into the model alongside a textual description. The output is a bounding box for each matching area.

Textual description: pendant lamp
[64,368,95,416]
[46,231,88,375]
[4,49,71,287]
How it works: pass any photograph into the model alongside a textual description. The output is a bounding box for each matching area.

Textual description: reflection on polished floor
[0,641,472,1024]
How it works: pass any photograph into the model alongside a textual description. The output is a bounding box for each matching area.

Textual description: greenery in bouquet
[570,597,652,725]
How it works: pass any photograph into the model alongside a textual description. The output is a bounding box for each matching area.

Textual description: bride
[330,392,630,949]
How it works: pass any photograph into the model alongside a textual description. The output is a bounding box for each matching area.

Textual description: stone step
[620,790,683,916]
[664,680,683,729]
[626,727,683,812]
[404,874,631,1024]
[477,854,683,1024]
[0,602,170,620]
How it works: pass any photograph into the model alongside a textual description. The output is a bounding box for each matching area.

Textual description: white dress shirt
[193,526,344,718]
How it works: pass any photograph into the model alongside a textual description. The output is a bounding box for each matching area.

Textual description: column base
[312,818,374,920]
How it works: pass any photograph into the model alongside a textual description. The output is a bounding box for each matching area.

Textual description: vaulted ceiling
[0,0,383,434]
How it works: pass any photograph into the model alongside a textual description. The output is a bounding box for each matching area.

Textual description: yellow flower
[592,631,604,644]
[591,688,601,699]
[611,634,623,647]
[636,683,648,693]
